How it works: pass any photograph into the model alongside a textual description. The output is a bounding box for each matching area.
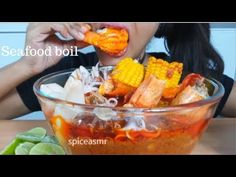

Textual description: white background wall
[0,23,236,120]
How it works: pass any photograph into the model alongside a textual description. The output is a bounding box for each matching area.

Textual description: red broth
[50,115,210,154]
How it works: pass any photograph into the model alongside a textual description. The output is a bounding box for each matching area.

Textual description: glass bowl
[33,67,224,154]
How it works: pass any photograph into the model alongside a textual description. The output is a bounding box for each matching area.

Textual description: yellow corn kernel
[111,58,144,88]
[145,57,183,88]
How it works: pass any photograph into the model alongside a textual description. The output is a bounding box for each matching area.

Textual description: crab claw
[83,28,128,56]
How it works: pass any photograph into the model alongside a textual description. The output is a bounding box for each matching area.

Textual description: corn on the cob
[145,57,183,88]
[111,58,144,88]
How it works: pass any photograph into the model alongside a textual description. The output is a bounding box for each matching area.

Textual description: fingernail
[77,32,85,40]
[80,26,88,33]
[64,32,72,38]
[85,24,91,30]
[65,34,74,40]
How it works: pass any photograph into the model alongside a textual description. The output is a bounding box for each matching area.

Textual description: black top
[16,52,234,117]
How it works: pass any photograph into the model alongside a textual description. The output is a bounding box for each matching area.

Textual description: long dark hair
[155,23,224,80]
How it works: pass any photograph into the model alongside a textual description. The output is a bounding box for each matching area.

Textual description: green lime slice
[16,127,47,142]
[29,143,65,155]
[41,135,59,145]
[0,138,23,155]
[15,142,35,155]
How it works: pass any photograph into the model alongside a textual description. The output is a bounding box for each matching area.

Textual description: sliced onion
[107,98,118,107]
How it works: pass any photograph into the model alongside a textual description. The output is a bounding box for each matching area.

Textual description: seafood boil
[36,27,218,154]
[38,56,214,154]
[40,56,210,109]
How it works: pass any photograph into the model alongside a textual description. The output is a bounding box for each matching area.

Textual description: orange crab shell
[98,78,135,97]
[83,28,129,56]
[162,87,180,99]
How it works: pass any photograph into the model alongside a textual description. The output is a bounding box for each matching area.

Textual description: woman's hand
[21,22,91,75]
[0,22,92,119]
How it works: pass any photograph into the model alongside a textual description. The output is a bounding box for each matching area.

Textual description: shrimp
[128,75,166,108]
[171,73,209,105]
[170,73,210,124]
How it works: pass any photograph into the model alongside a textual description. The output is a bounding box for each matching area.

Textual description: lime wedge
[0,138,23,155]
[16,127,47,142]
[41,135,59,145]
[29,143,65,155]
[15,142,35,155]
